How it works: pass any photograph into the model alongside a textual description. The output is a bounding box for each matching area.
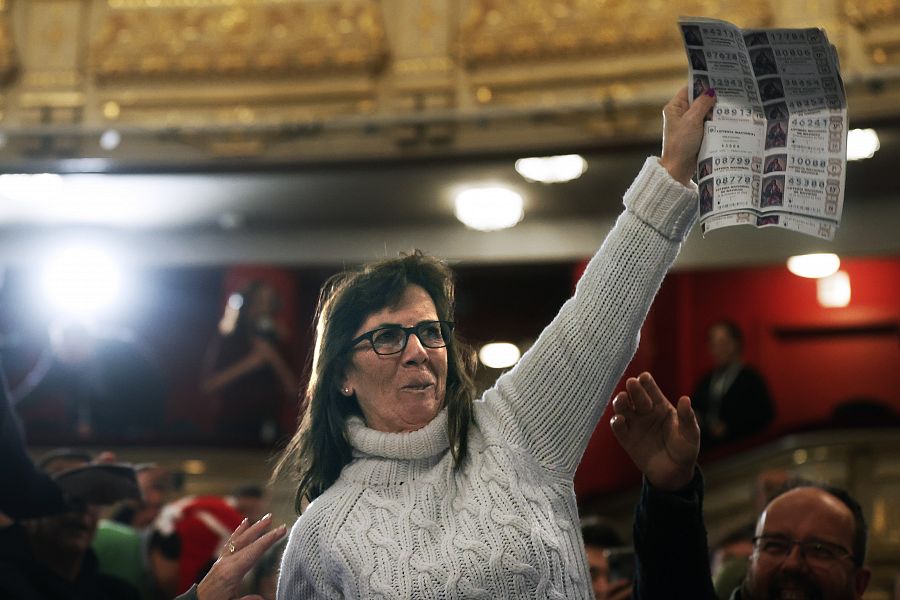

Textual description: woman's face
[341,284,448,433]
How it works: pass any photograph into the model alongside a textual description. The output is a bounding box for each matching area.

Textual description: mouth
[400,382,435,393]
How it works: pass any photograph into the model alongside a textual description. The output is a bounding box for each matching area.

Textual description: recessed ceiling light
[514,154,587,183]
[847,128,879,160]
[454,187,524,231]
[479,342,521,369]
[786,253,840,278]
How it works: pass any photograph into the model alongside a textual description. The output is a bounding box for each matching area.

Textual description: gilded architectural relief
[0,0,899,161]
[90,0,388,78]
[844,0,900,65]
[459,0,772,65]
[0,1,15,85]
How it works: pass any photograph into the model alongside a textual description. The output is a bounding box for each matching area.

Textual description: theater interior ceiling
[0,0,899,267]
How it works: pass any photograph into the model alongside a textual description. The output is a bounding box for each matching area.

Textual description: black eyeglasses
[349,320,454,356]
[752,535,854,565]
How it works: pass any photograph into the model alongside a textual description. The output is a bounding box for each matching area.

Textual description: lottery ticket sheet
[680,17,847,240]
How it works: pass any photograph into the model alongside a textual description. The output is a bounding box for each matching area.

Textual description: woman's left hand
[196,513,288,600]
[658,85,717,186]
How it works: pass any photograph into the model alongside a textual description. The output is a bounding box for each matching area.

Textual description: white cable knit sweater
[277,157,698,599]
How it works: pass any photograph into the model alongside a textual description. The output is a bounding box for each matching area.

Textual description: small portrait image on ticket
[765,120,788,149]
[750,47,778,76]
[699,179,715,215]
[689,49,708,72]
[761,175,785,207]
[764,154,786,173]
[698,157,713,179]
[759,77,785,102]
[744,31,769,47]
[693,74,711,99]
[765,102,789,120]
[682,25,704,46]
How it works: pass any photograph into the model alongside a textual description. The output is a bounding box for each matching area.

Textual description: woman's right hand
[196,513,288,600]
[658,86,717,186]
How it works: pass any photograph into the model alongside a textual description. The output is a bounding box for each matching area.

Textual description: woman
[273,86,716,599]
[201,281,297,443]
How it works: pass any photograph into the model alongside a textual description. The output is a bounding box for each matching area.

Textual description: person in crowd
[202,281,298,443]
[581,516,633,599]
[229,483,272,524]
[610,371,872,600]
[11,319,166,440]
[109,462,179,530]
[691,320,774,448]
[269,86,718,598]
[0,457,143,599]
[710,523,755,600]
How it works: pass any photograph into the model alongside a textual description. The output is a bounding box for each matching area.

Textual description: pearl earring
[343,388,351,395]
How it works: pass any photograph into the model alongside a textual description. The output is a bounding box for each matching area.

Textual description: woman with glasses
[267,87,718,600]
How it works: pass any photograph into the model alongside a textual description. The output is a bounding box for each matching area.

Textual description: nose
[401,330,429,365]
[781,544,808,571]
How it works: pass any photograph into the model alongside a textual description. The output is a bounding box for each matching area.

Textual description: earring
[342,388,351,396]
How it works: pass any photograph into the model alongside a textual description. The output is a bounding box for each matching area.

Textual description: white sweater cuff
[623,157,698,241]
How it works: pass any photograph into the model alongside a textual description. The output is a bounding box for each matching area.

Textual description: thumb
[688,88,716,121]
[676,396,700,442]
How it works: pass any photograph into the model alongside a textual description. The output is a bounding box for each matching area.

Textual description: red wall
[574,255,900,499]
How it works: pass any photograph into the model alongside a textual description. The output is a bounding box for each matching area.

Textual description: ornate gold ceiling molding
[89,0,389,79]
[844,0,900,66]
[0,0,17,85]
[458,0,774,67]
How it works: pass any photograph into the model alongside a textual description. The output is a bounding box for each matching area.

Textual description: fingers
[676,395,701,443]
[687,87,717,121]
[231,524,288,572]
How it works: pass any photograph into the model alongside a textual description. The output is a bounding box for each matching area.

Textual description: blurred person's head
[132,464,175,529]
[707,320,743,368]
[581,517,626,599]
[219,280,281,338]
[229,484,270,524]
[249,536,287,600]
[149,496,243,596]
[711,523,755,599]
[22,457,139,581]
[754,468,792,514]
[741,481,870,600]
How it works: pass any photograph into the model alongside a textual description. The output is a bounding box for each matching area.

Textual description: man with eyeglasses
[609,372,871,600]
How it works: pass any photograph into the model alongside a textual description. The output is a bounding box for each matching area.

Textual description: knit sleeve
[476,157,697,476]
[277,512,344,600]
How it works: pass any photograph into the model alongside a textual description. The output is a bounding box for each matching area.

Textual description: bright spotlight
[454,187,524,231]
[846,129,879,161]
[786,253,840,279]
[817,270,851,307]
[478,342,521,369]
[41,246,122,317]
[515,154,587,183]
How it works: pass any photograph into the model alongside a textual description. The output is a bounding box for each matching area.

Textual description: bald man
[610,372,870,600]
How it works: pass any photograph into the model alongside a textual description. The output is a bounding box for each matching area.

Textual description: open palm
[609,372,700,491]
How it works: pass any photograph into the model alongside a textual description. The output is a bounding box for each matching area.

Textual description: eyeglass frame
[348,320,455,356]
[752,535,855,565]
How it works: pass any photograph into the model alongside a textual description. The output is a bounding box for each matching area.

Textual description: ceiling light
[99,129,121,150]
[846,128,879,160]
[817,270,850,307]
[514,154,588,183]
[0,173,63,202]
[454,187,524,231]
[786,253,840,278]
[478,342,521,369]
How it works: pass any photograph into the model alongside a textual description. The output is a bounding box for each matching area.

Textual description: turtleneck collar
[347,407,450,460]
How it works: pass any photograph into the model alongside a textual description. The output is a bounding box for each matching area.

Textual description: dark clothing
[0,523,140,600]
[13,334,166,440]
[692,364,774,448]
[203,332,285,442]
[0,360,65,518]
[633,469,719,600]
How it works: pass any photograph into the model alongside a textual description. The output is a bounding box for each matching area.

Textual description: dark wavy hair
[274,252,476,510]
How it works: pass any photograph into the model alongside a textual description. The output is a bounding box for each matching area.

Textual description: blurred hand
[658,86,717,186]
[196,513,288,600]
[609,372,700,491]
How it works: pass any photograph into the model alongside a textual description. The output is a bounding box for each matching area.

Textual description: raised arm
[610,372,715,600]
[475,88,716,475]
